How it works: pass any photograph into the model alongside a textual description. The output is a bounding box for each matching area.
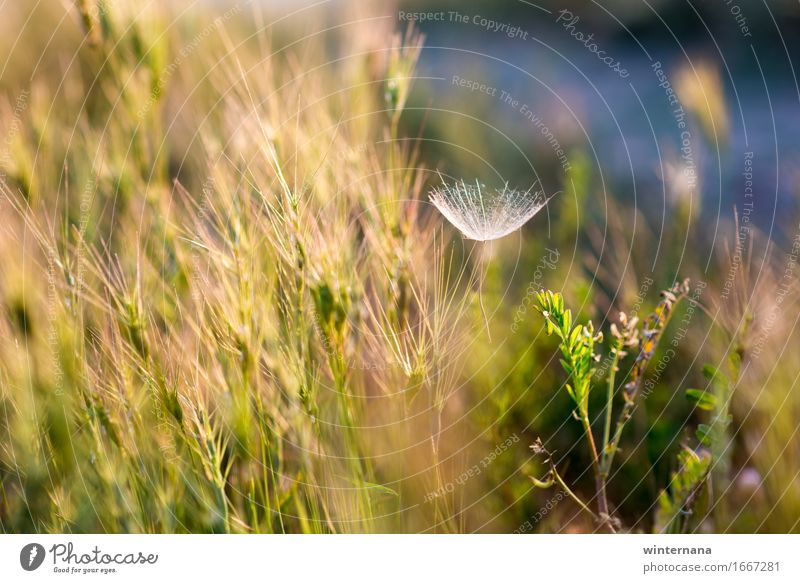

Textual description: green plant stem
[601,400,633,480]
[537,296,614,531]
[601,286,687,479]
[551,467,598,522]
[580,413,614,532]
[601,338,623,472]
[710,336,744,529]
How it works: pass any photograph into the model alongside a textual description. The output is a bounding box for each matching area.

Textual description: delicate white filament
[429,180,549,241]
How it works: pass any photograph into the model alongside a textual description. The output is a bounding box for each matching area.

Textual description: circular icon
[19,543,46,571]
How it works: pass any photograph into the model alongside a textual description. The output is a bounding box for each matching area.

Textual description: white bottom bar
[1,534,797,582]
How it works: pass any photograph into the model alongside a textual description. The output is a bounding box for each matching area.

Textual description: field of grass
[1,0,799,534]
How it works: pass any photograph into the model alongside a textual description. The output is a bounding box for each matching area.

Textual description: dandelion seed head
[429,179,549,241]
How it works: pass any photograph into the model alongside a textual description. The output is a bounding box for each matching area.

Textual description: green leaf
[696,424,712,445]
[727,351,742,374]
[530,475,554,489]
[701,364,720,380]
[685,389,717,411]
[362,481,399,498]
[311,282,335,326]
[349,478,398,498]
[702,363,729,393]
[565,383,576,402]
[655,447,711,533]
